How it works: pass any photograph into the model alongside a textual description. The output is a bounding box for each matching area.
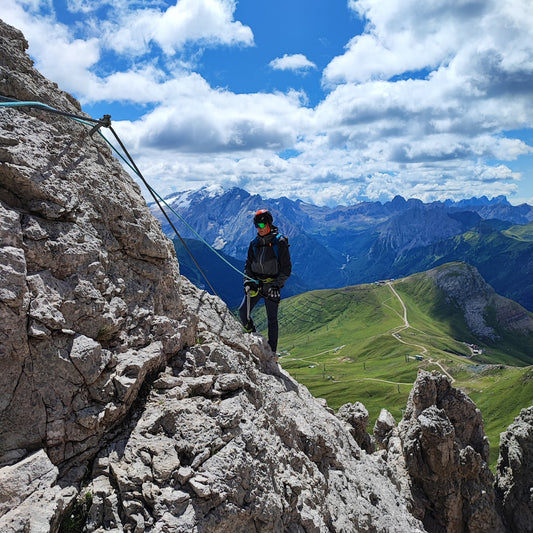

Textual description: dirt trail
[387,282,455,383]
[283,283,455,386]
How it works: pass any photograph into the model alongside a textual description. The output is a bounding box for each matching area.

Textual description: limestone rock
[373,408,397,448]
[336,401,376,453]
[0,449,77,532]
[396,370,504,533]
[496,406,533,533]
[0,18,425,532]
[84,358,425,532]
[1,18,190,470]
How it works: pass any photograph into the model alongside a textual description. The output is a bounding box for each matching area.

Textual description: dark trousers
[238,292,279,352]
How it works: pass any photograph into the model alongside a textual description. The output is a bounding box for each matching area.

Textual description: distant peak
[391,195,406,205]
[444,195,510,207]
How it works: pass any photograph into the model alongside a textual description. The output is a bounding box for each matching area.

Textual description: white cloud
[3,0,533,206]
[326,0,533,85]
[269,54,316,72]
[104,0,254,56]
[303,0,533,203]
[2,1,102,94]
[2,0,253,98]
[114,83,313,154]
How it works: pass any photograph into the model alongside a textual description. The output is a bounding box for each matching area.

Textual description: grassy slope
[253,272,533,468]
[502,220,533,241]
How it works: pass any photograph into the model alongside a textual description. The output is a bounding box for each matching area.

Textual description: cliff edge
[0,19,424,532]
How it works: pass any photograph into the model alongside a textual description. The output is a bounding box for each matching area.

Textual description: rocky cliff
[0,19,424,532]
[1,18,532,533]
[379,371,505,533]
[425,262,533,342]
[496,406,533,532]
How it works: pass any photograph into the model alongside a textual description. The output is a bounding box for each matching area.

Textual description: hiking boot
[244,320,256,333]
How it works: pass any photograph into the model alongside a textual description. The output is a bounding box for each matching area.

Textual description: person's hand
[268,286,281,302]
[244,281,258,294]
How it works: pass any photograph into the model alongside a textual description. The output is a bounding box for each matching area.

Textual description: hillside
[257,262,533,466]
[388,220,533,309]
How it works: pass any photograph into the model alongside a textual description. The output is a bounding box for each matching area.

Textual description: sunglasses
[255,222,267,228]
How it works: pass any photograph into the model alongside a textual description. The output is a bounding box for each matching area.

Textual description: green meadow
[253,274,533,468]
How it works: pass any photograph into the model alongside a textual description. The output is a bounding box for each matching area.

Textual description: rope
[0,97,237,293]
[0,96,110,133]
[104,124,219,295]
[91,125,257,283]
[142,185,257,283]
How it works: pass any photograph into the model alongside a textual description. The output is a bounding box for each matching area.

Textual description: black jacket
[244,227,291,288]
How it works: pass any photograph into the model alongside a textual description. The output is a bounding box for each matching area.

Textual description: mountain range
[151,187,533,310]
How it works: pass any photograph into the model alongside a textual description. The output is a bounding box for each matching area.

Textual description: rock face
[496,406,533,532]
[336,401,376,453]
[0,20,426,532]
[370,205,477,258]
[82,330,425,532]
[0,20,189,472]
[0,450,77,533]
[425,262,533,342]
[382,370,505,533]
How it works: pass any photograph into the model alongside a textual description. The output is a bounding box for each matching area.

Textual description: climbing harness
[0,96,260,295]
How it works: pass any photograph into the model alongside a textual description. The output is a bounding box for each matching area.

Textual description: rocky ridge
[392,371,504,532]
[496,406,533,533]
[0,19,422,532]
[425,262,533,341]
[1,18,532,533]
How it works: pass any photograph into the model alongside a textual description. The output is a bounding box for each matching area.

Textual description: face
[256,222,270,236]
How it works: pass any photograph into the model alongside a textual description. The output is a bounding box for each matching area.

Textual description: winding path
[283,283,455,386]
[387,282,409,328]
[386,282,455,383]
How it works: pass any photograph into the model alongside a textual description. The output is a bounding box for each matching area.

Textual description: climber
[238,209,291,353]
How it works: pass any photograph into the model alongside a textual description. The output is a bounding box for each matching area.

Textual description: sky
[3,0,533,207]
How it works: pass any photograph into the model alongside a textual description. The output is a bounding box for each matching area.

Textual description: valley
[162,187,533,468]
[159,187,533,312]
[251,265,533,467]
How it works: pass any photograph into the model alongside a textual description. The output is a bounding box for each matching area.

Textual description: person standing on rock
[239,209,291,353]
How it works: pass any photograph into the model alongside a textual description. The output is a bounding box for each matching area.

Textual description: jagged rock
[84,341,425,532]
[496,406,533,532]
[373,408,397,448]
[395,370,505,533]
[0,19,426,532]
[336,401,376,453]
[0,19,194,470]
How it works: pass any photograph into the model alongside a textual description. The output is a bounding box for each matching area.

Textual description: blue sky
[3,0,533,206]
